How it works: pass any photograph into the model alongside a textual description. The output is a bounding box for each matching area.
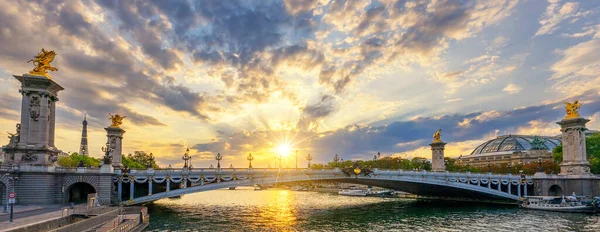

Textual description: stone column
[430,142,446,172]
[3,74,64,165]
[557,117,591,175]
[105,126,125,168]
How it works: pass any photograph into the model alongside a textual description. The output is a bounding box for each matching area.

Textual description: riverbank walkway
[0,205,70,232]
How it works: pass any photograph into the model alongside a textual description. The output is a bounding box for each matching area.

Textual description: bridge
[2,70,600,208]
[115,167,533,205]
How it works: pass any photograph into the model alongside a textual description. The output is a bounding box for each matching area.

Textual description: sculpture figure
[109,114,127,127]
[28,48,58,78]
[433,129,443,143]
[6,123,21,146]
[564,100,581,119]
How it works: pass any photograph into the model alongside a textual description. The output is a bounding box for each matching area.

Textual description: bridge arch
[548,184,563,196]
[66,182,96,203]
[123,171,528,205]
[63,176,101,203]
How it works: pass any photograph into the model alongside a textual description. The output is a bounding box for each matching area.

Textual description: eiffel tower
[79,113,89,156]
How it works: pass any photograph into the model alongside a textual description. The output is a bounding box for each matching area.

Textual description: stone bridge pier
[1,166,115,205]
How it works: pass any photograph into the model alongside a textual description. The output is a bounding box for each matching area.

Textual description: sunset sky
[1,0,599,168]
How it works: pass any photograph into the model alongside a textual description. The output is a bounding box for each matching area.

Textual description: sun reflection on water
[260,190,296,230]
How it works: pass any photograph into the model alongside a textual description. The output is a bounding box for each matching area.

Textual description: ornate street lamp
[216,153,222,170]
[147,153,155,169]
[537,157,543,172]
[306,153,312,168]
[182,148,191,169]
[507,162,512,174]
[247,153,254,169]
[101,141,113,165]
[487,160,492,173]
[333,154,339,168]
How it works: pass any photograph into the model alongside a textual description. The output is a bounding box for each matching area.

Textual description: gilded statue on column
[564,100,581,119]
[433,129,443,143]
[109,114,127,127]
[27,48,58,78]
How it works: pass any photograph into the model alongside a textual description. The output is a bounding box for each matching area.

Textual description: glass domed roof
[470,135,561,155]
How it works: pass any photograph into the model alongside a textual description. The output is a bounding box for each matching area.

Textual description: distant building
[79,114,89,156]
[456,135,561,167]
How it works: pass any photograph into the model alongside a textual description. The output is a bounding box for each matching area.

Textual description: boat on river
[520,196,599,213]
[338,187,394,197]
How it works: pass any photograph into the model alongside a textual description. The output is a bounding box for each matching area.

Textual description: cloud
[535,0,591,36]
[193,92,600,164]
[561,24,600,38]
[503,83,522,94]
[296,95,337,132]
[550,39,600,96]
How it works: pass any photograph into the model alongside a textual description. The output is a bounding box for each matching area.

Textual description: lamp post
[182,148,191,169]
[487,161,491,173]
[306,153,312,169]
[373,154,378,169]
[147,153,155,169]
[295,150,298,170]
[507,162,512,174]
[101,142,113,165]
[216,153,222,170]
[333,154,339,168]
[247,153,254,169]
[537,157,543,173]
[2,172,18,219]
[2,173,9,213]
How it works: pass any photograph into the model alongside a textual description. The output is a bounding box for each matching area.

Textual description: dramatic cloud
[1,0,599,166]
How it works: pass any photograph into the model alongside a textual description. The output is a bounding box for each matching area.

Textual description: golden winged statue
[28,48,58,78]
[564,100,582,119]
[109,114,127,127]
[433,129,443,143]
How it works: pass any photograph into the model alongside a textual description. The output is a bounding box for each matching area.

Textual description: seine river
[145,187,600,231]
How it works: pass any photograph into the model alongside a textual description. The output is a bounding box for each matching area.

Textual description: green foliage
[552,145,563,163]
[58,152,101,168]
[552,132,600,174]
[587,132,600,174]
[123,151,159,169]
[314,156,432,171]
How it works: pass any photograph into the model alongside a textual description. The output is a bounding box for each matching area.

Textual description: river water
[145,187,600,231]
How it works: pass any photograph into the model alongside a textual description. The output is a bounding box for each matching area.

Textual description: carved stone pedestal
[105,127,125,168]
[2,74,63,165]
[430,142,446,172]
[557,117,591,176]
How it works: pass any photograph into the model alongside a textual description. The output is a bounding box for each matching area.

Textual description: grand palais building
[457,130,598,167]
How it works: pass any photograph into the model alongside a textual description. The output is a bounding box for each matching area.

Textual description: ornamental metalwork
[216,153,222,170]
[101,141,113,165]
[182,148,191,169]
[247,153,254,169]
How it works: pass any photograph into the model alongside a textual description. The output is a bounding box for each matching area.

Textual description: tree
[58,152,101,168]
[124,151,159,169]
[552,145,562,163]
[552,132,600,174]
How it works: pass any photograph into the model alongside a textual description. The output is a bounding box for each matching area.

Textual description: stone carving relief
[21,153,38,162]
[29,93,41,121]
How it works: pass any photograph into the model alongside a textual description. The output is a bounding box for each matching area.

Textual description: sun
[276,143,292,157]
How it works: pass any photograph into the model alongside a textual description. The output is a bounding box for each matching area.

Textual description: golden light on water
[263,190,296,229]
